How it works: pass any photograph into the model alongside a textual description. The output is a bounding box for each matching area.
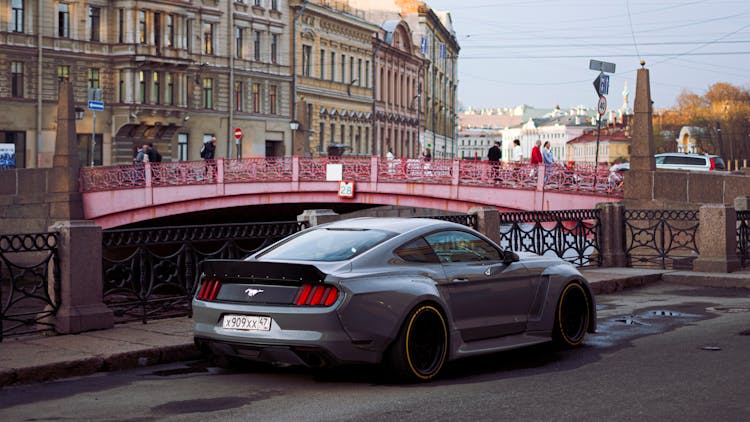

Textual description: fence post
[50,220,113,333]
[596,202,627,267]
[469,206,500,245]
[693,204,740,273]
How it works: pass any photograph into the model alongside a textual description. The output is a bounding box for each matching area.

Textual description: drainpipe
[291,0,309,155]
[35,0,43,167]
[227,0,235,158]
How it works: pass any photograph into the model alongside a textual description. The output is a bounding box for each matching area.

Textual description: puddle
[615,317,645,326]
[707,306,750,313]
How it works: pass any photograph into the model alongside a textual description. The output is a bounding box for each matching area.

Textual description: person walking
[134,143,151,163]
[200,137,217,180]
[487,141,502,183]
[511,139,523,162]
[530,139,543,165]
[423,147,432,162]
[542,141,556,183]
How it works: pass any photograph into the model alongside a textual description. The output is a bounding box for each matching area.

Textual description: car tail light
[293,284,339,307]
[709,157,716,171]
[197,278,222,301]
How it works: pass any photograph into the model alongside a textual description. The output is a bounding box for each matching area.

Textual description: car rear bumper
[192,299,381,367]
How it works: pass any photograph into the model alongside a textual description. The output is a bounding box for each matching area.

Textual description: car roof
[655,152,720,158]
[321,217,464,233]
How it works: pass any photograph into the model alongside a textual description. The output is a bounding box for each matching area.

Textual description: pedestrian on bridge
[511,139,523,162]
[201,137,217,181]
[487,141,502,184]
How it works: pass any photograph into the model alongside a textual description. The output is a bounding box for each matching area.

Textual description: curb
[0,343,201,388]
[589,273,663,295]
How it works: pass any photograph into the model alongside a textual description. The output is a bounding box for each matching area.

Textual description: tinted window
[395,237,440,263]
[257,228,393,262]
[713,157,726,170]
[424,230,501,263]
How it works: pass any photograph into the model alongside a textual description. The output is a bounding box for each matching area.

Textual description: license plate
[222,315,272,331]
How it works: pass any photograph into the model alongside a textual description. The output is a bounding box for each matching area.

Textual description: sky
[425,0,750,111]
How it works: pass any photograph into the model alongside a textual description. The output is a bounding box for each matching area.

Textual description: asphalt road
[1,282,749,421]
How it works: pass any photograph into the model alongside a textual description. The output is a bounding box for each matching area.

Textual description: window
[152,72,160,104]
[330,52,336,81]
[57,65,70,81]
[302,45,312,77]
[365,60,370,87]
[340,54,345,83]
[340,124,345,144]
[165,72,174,105]
[424,230,502,263]
[254,0,261,7]
[202,78,213,109]
[186,19,193,52]
[87,68,100,88]
[395,238,440,263]
[319,49,325,79]
[118,71,125,102]
[330,123,335,145]
[58,3,69,38]
[235,27,243,58]
[257,228,394,262]
[203,23,214,55]
[118,9,124,43]
[357,59,362,86]
[11,62,24,98]
[350,56,354,83]
[252,83,260,113]
[177,133,188,161]
[269,85,277,114]
[235,81,243,112]
[319,122,325,152]
[270,34,278,63]
[271,0,278,10]
[154,12,161,48]
[166,15,174,47]
[253,31,261,61]
[11,0,24,33]
[139,10,147,44]
[139,71,146,103]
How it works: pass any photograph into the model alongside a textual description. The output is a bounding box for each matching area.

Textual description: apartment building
[0,0,292,167]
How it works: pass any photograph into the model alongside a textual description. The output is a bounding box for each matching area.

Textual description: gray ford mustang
[193,217,596,381]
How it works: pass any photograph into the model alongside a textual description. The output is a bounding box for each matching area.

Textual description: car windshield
[256,228,395,262]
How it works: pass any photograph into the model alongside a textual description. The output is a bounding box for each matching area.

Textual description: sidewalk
[1,268,748,388]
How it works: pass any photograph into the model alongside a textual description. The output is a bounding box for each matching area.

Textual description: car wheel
[387,304,448,382]
[553,282,590,348]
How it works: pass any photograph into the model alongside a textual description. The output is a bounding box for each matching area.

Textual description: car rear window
[662,156,706,166]
[256,228,394,262]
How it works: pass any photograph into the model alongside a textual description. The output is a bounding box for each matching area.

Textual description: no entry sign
[233,127,243,140]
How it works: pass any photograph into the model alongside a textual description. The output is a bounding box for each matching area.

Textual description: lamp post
[74,107,85,121]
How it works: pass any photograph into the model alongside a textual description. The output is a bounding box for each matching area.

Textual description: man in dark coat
[488,141,502,183]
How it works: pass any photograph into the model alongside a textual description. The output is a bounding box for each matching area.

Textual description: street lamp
[74,107,85,120]
[289,120,300,131]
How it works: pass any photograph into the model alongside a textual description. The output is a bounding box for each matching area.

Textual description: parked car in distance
[655,153,726,171]
[193,218,596,382]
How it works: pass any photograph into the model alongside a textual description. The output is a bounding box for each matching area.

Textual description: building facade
[566,124,632,165]
[457,129,502,160]
[373,20,422,158]
[0,0,292,167]
[290,0,378,156]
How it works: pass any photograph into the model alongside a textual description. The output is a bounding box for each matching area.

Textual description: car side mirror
[503,250,520,265]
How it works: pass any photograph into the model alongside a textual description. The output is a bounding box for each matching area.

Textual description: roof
[567,127,631,145]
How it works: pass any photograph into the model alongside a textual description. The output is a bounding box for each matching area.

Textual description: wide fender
[528,263,596,334]
[335,275,446,353]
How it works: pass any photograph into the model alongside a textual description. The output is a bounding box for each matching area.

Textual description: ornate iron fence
[497,210,601,267]
[0,232,60,341]
[102,221,308,324]
[624,209,700,269]
[737,210,750,267]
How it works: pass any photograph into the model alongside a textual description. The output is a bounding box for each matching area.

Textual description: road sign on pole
[597,96,607,115]
[233,127,243,140]
[589,59,616,74]
[87,100,104,111]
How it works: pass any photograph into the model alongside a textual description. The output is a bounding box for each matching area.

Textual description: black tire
[387,304,448,382]
[553,282,590,348]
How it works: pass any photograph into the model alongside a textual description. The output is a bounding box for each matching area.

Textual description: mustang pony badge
[245,288,264,297]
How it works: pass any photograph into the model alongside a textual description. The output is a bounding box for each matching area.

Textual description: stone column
[693,204,740,273]
[596,202,627,267]
[469,206,500,245]
[624,65,655,203]
[298,209,341,226]
[50,79,84,221]
[51,220,114,333]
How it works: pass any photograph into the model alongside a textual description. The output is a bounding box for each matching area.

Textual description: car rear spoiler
[200,259,327,284]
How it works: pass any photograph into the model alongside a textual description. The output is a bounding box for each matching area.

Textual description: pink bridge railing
[79,157,623,197]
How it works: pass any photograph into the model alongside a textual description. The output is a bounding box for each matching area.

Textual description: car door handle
[452,278,469,283]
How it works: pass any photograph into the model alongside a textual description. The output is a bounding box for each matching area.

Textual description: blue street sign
[87,100,104,111]
[599,74,610,96]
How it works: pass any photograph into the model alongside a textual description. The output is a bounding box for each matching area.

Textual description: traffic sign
[233,127,243,140]
[87,100,104,111]
[589,59,616,74]
[593,74,610,96]
[597,96,607,115]
[338,180,355,198]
